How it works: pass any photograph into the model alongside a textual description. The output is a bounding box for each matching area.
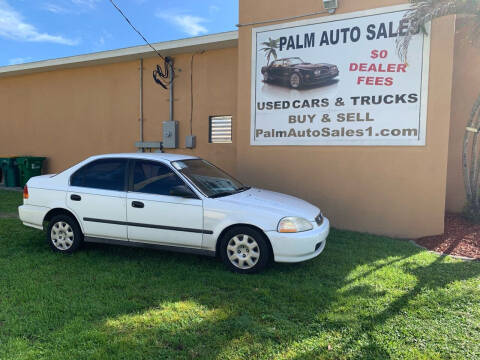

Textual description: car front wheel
[47,214,83,253]
[289,72,303,89]
[263,72,270,82]
[220,226,270,274]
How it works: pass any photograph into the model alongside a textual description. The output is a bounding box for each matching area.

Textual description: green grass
[0,189,22,214]
[0,190,479,359]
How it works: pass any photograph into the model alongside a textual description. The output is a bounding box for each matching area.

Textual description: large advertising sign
[251,5,430,146]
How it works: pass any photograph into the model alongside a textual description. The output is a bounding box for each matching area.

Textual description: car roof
[87,153,199,162]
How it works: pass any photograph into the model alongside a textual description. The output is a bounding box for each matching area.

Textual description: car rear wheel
[220,226,270,274]
[47,214,83,253]
[289,72,302,89]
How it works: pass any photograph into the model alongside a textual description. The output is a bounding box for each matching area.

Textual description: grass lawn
[0,190,479,359]
[0,189,22,214]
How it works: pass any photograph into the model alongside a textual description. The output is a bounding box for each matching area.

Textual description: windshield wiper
[210,191,235,199]
[210,187,251,198]
[235,186,251,193]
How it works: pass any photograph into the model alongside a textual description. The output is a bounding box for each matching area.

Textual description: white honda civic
[18,153,329,273]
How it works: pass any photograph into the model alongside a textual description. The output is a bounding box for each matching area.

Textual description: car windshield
[171,159,250,198]
[285,57,304,65]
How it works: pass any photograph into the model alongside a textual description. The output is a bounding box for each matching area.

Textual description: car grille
[315,213,324,226]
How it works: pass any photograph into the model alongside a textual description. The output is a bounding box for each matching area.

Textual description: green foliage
[0,191,479,359]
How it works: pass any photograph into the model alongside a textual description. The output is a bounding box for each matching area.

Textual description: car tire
[289,72,303,89]
[263,72,270,82]
[47,214,83,254]
[219,226,270,274]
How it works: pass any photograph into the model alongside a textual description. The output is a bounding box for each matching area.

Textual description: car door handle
[131,201,144,208]
[70,194,81,201]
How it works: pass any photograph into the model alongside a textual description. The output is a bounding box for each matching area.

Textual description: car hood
[216,188,320,221]
[292,63,334,70]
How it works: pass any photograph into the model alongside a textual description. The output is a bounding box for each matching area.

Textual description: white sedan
[18,153,329,273]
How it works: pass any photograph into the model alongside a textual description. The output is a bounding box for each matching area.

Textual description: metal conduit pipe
[139,58,144,149]
[169,58,174,122]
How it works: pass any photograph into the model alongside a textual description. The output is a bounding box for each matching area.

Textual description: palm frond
[456,9,480,46]
[396,0,479,62]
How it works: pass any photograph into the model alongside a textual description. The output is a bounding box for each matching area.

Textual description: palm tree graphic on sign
[260,37,279,66]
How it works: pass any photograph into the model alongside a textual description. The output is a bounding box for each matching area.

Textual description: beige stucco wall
[445,19,480,213]
[0,47,238,175]
[0,0,464,239]
[236,0,456,238]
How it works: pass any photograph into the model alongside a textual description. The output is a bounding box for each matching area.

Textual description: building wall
[142,48,238,174]
[0,47,238,175]
[445,19,480,213]
[0,1,466,239]
[236,0,456,238]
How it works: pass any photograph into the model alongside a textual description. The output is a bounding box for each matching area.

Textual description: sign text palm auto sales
[251,7,429,146]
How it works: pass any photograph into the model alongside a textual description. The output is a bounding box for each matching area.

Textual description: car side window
[70,159,127,191]
[133,160,185,196]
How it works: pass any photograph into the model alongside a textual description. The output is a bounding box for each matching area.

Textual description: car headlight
[278,217,313,233]
[314,69,321,75]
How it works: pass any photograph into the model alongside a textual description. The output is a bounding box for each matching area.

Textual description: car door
[126,159,204,248]
[67,158,128,240]
[269,60,282,80]
[281,60,292,79]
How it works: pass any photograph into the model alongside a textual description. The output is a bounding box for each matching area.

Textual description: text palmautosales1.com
[255,127,419,139]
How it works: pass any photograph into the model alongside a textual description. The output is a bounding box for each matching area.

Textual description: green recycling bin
[0,157,19,187]
[16,156,46,187]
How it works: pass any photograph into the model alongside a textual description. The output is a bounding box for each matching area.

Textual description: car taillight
[23,185,29,199]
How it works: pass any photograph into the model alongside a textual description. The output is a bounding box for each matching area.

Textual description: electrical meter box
[186,135,196,149]
[162,120,179,149]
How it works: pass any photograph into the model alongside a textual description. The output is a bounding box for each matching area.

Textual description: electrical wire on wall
[108,0,174,89]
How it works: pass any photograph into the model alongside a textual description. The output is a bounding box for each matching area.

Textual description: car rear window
[70,159,127,191]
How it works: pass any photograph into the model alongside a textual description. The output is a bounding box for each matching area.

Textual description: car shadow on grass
[1,220,480,359]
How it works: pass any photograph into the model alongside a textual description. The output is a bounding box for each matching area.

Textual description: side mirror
[169,185,196,199]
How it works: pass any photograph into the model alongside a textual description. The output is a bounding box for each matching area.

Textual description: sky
[0,0,239,66]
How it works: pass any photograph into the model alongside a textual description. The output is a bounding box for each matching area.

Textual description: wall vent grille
[209,116,232,143]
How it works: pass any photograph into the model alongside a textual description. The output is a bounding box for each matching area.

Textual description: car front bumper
[266,217,330,263]
[305,71,339,83]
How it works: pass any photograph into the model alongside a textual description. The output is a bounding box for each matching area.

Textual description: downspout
[139,58,144,150]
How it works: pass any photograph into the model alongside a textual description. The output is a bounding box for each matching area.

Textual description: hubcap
[290,73,300,88]
[227,234,260,270]
[51,221,74,250]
